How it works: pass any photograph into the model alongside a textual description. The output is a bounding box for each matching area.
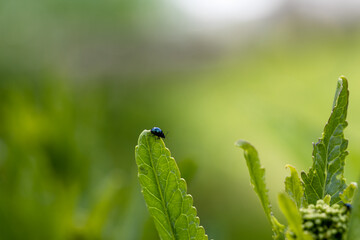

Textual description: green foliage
[0,80,133,240]
[301,77,349,205]
[278,193,312,240]
[285,165,305,209]
[235,140,285,239]
[237,76,360,239]
[340,182,357,204]
[135,130,208,240]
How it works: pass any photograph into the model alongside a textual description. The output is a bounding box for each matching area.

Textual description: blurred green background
[2,0,360,239]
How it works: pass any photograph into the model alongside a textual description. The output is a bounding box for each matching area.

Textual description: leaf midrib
[146,136,176,239]
[323,119,344,198]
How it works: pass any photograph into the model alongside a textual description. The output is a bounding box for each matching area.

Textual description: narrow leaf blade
[235,140,285,239]
[285,165,305,209]
[301,76,349,205]
[278,193,313,240]
[135,130,208,240]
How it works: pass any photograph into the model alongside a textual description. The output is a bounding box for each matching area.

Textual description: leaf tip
[285,164,296,170]
[300,171,309,183]
[338,75,349,92]
[137,129,151,141]
[235,139,253,150]
[338,75,348,83]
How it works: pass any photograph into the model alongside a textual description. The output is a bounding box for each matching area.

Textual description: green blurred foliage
[1,1,360,240]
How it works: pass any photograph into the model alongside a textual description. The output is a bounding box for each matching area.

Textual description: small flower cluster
[300,200,350,240]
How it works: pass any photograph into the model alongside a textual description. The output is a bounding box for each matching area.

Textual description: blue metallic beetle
[151,127,165,139]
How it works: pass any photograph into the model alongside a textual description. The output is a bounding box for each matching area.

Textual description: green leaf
[278,193,313,240]
[346,180,360,240]
[235,140,285,240]
[340,182,357,204]
[301,76,349,205]
[285,164,305,209]
[135,130,208,240]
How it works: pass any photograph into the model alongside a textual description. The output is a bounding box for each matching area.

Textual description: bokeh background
[2,0,360,239]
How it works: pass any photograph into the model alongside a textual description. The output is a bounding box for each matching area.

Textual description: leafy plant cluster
[236,77,360,240]
[135,76,360,240]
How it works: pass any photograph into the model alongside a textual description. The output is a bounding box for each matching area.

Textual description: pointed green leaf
[340,182,357,204]
[285,165,305,209]
[301,76,349,205]
[135,130,208,240]
[235,140,285,239]
[278,193,313,240]
[346,180,360,240]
